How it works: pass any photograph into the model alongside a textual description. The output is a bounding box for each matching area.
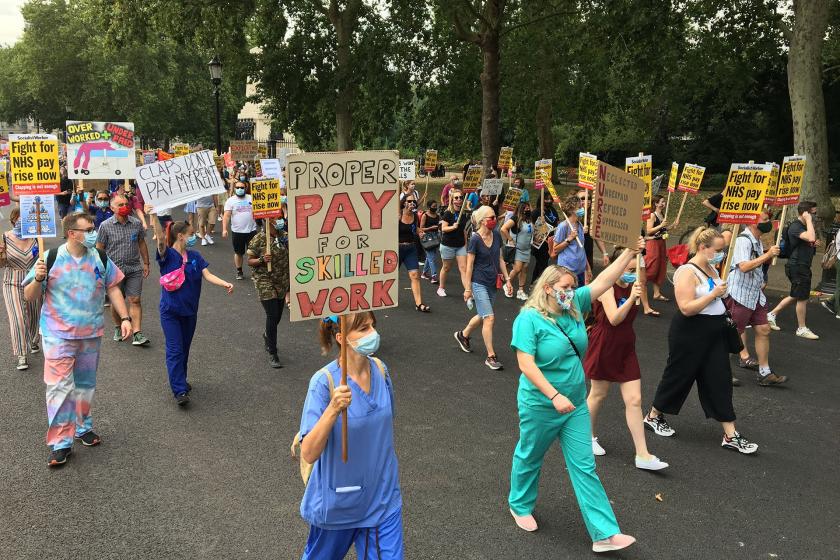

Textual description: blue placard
[19,195,58,239]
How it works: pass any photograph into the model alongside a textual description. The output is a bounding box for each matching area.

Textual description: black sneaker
[454,330,472,353]
[74,431,101,447]
[721,431,758,454]
[644,414,675,437]
[48,447,72,467]
[269,354,283,369]
[175,392,190,406]
[235,270,245,280]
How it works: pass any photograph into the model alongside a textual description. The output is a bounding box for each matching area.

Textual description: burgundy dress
[584,283,641,382]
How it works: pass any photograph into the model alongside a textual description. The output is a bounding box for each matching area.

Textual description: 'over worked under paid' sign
[286,151,400,322]
[718,163,773,225]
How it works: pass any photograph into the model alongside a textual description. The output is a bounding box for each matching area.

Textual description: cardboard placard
[462,165,483,192]
[578,152,598,190]
[668,162,679,193]
[534,159,552,190]
[718,163,773,225]
[502,187,523,212]
[9,134,61,195]
[143,151,156,165]
[531,217,555,250]
[592,161,646,248]
[424,149,437,172]
[258,145,268,159]
[286,150,400,321]
[497,146,513,170]
[135,150,227,212]
[399,159,416,180]
[481,178,504,196]
[774,155,806,206]
[676,163,706,194]
[0,161,10,207]
[625,155,652,219]
[260,158,282,179]
[172,143,190,157]
[763,161,780,206]
[66,121,135,179]
[230,140,259,161]
[19,195,57,238]
[250,177,283,219]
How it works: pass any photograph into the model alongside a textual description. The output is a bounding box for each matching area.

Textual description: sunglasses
[452,196,463,200]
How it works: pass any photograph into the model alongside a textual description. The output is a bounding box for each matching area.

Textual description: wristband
[121,317,131,323]
[550,392,560,401]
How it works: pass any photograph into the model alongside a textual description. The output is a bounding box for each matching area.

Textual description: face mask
[117,205,132,217]
[620,272,637,284]
[575,208,585,218]
[185,234,197,247]
[484,218,497,230]
[274,218,285,231]
[238,176,247,182]
[757,221,772,234]
[708,251,725,265]
[96,200,109,209]
[82,230,98,248]
[281,195,287,206]
[429,206,437,213]
[235,188,246,197]
[350,329,380,357]
[552,288,575,310]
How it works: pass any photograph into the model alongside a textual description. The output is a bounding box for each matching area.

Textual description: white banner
[399,159,416,180]
[260,158,282,179]
[135,150,226,212]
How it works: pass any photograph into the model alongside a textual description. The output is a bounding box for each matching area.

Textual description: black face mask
[757,221,772,234]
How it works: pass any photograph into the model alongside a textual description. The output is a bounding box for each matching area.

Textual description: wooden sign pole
[664,191,672,222]
[35,197,45,259]
[674,192,688,223]
[339,314,349,463]
[721,224,741,281]
[265,220,272,272]
[771,205,788,266]
[583,189,590,231]
[635,253,642,305]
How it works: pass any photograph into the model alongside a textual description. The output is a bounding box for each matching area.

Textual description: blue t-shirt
[299,358,401,530]
[466,191,480,208]
[467,230,502,288]
[511,287,592,410]
[91,207,114,229]
[553,220,587,274]
[156,247,208,316]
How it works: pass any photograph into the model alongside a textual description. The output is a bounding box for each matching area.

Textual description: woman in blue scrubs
[299,311,402,559]
[508,237,644,554]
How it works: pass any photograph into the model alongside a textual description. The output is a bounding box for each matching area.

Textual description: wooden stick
[583,189,590,230]
[564,215,584,247]
[771,205,788,266]
[664,191,672,222]
[674,192,688,223]
[721,224,741,281]
[265,220,272,272]
[35,197,45,259]
[339,314,349,463]
[423,174,429,202]
[635,253,642,306]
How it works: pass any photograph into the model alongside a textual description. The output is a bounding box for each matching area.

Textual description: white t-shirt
[224,195,257,233]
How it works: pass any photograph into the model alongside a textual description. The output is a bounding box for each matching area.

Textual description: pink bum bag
[159,252,187,292]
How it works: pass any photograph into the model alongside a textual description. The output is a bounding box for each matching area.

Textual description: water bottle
[466,297,475,311]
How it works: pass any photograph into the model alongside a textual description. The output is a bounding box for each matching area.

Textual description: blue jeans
[161,312,198,396]
[422,246,439,277]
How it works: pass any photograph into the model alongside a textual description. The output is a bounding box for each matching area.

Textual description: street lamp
[208,55,223,156]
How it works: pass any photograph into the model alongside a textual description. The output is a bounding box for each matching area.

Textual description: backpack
[45,247,108,276]
[777,223,792,259]
[290,356,389,486]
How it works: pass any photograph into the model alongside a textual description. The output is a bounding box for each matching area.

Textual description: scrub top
[299,358,401,530]
[511,286,592,410]
[156,247,208,316]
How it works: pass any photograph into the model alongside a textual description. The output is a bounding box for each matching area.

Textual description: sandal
[644,309,661,317]
[653,295,670,302]
[738,357,759,370]
[416,303,431,313]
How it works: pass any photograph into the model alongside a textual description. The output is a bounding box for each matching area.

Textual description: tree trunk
[328,1,361,151]
[788,0,833,223]
[479,2,503,173]
[535,93,554,160]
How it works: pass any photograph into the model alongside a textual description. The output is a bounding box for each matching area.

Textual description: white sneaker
[516,289,528,301]
[436,287,447,297]
[795,326,819,340]
[592,437,606,456]
[201,238,208,246]
[767,312,780,331]
[16,355,28,370]
[635,455,669,471]
[206,235,214,245]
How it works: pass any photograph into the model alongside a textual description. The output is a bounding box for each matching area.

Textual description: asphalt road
[1,230,838,560]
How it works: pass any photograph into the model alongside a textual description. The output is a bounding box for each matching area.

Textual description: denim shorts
[471,282,497,318]
[399,243,419,272]
[440,243,467,260]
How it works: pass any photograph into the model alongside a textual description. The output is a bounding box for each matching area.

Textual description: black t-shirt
[56,177,73,204]
[398,215,418,244]
[441,209,469,247]
[423,212,440,231]
[704,192,724,226]
[787,219,816,265]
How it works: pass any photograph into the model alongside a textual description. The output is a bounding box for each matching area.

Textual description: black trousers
[530,243,550,287]
[652,313,736,422]
[261,298,285,355]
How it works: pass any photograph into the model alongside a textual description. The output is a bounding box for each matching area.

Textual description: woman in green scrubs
[508,237,644,554]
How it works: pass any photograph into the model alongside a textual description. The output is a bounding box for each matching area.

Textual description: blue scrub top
[156,247,208,316]
[553,220,587,274]
[299,358,401,530]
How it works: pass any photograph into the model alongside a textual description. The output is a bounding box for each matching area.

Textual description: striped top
[1,232,37,285]
[728,230,765,310]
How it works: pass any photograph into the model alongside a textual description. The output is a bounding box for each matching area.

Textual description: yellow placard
[625,155,652,218]
[502,187,522,212]
[462,165,483,192]
[497,147,513,170]
[667,162,679,193]
[9,134,60,195]
[578,152,598,189]
[172,143,190,157]
[718,163,773,225]
[676,163,706,194]
[258,145,268,159]
[250,177,283,219]
[763,162,780,206]
[424,149,438,172]
[774,155,806,206]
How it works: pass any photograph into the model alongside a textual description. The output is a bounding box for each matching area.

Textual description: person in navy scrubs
[298,311,402,559]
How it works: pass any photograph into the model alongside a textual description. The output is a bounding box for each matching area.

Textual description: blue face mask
[620,272,637,284]
[350,329,380,357]
[275,218,285,231]
[96,200,109,209]
[709,251,725,265]
[553,288,575,310]
[235,188,246,197]
[575,208,585,218]
[185,234,197,247]
[82,230,98,248]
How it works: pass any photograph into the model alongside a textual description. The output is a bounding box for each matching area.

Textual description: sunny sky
[0,0,26,46]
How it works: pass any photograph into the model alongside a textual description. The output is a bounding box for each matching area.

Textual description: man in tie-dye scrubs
[24,212,132,468]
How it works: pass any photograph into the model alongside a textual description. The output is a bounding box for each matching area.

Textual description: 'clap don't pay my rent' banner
[135,150,226,212]
[286,151,400,322]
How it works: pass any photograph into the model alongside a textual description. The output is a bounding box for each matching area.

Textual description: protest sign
[774,155,806,206]
[65,121,134,179]
[498,147,513,170]
[172,143,190,157]
[260,158,282,179]
[19,195,57,238]
[718,163,773,225]
[668,162,679,193]
[254,160,263,177]
[250,177,283,219]
[230,140,259,161]
[763,162,780,206]
[625,154,652,219]
[531,218,555,250]
[258,145,268,159]
[399,159,416,180]
[143,151,155,165]
[481,178,504,196]
[286,150,400,322]
[578,152,598,189]
[534,159,552,189]
[135,150,227,212]
[592,161,646,248]
[9,134,60,195]
[502,187,522,212]
[676,163,705,194]
[0,161,10,206]
[462,165,483,193]
[424,149,438,172]
[223,152,234,169]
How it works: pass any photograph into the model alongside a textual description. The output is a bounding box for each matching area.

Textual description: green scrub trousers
[508,402,620,542]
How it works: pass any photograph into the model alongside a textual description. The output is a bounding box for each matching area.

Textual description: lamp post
[208,56,223,156]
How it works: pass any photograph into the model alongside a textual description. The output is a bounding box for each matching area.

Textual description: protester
[454,206,512,370]
[96,194,151,347]
[195,194,218,246]
[399,179,419,203]
[820,225,840,319]
[500,201,533,300]
[69,182,90,214]
[585,246,669,470]
[513,176,530,204]
[551,196,590,286]
[223,181,258,280]
[90,191,114,229]
[0,208,42,370]
[420,199,441,284]
[575,189,609,269]
[644,195,676,301]
[56,166,73,219]
[246,218,290,369]
[438,188,471,297]
[644,227,758,454]
[298,312,402,559]
[148,208,233,406]
[507,245,643,553]
[440,175,460,207]
[529,197,560,288]
[726,211,786,386]
[767,201,821,339]
[126,182,149,230]
[23,212,131,467]
[398,196,430,312]
[184,200,197,228]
